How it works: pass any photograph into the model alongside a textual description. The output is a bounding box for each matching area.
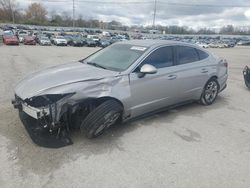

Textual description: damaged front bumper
[12,97,50,120]
[12,95,73,148]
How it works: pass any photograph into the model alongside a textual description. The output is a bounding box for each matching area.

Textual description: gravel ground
[0,45,250,188]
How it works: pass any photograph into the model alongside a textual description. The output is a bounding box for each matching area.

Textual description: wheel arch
[199,75,220,100]
[207,75,220,90]
[95,96,124,109]
[210,75,218,80]
[68,96,124,116]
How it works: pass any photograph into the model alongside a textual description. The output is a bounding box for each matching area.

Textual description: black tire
[200,78,220,105]
[80,100,123,138]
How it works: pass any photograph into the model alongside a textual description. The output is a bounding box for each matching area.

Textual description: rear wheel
[80,100,123,138]
[200,78,219,105]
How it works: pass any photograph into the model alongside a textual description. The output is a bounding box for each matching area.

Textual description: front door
[129,46,178,117]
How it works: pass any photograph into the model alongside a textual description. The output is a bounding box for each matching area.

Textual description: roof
[120,39,195,48]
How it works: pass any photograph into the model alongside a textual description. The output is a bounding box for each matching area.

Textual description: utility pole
[153,0,157,29]
[73,0,75,27]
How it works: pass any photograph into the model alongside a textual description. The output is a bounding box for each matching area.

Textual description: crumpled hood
[15,62,117,99]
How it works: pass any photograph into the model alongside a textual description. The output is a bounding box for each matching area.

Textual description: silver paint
[14,40,228,123]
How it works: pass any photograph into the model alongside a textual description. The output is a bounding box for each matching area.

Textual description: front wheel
[200,78,219,105]
[80,100,123,138]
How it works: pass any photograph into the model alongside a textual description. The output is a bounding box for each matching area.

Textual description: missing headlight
[25,93,75,108]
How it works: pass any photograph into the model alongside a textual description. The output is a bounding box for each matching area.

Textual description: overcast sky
[16,0,250,29]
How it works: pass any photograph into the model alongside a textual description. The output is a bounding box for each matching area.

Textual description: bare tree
[25,3,47,24]
[0,0,18,23]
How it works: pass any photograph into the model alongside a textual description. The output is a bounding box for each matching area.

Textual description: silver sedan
[12,40,228,146]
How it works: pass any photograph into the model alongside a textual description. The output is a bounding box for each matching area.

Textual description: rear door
[129,46,180,117]
[173,45,211,101]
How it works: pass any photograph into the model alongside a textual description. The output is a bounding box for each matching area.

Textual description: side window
[177,46,199,65]
[197,49,209,60]
[141,46,174,68]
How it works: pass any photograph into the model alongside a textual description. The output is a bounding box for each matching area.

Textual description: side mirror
[140,64,157,74]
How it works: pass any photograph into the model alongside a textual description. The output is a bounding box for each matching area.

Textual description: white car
[87,35,100,42]
[38,36,51,46]
[196,42,209,48]
[52,36,67,46]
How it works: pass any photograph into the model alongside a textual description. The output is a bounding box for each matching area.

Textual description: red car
[3,33,19,45]
[23,36,36,45]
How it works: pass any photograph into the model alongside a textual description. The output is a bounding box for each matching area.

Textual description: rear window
[177,46,199,65]
[4,32,13,36]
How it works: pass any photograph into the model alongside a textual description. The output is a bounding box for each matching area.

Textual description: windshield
[84,44,147,72]
[19,32,28,35]
[4,32,13,36]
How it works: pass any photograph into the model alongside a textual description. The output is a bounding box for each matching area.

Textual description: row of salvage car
[1,29,129,47]
[2,28,250,49]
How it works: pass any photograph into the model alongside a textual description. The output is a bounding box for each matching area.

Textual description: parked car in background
[0,29,3,39]
[23,36,36,45]
[98,39,111,48]
[68,35,86,47]
[226,42,236,48]
[12,40,228,147]
[208,43,220,48]
[51,36,67,46]
[38,36,51,46]
[63,35,73,45]
[196,42,209,48]
[218,43,228,48]
[110,36,121,44]
[87,35,100,42]
[17,30,29,43]
[237,40,250,46]
[86,38,97,47]
[3,31,19,45]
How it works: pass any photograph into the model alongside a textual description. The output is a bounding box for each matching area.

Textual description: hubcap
[204,81,218,103]
[94,112,120,136]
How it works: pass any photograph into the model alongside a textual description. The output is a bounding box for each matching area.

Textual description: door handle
[201,69,209,73]
[167,75,177,80]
